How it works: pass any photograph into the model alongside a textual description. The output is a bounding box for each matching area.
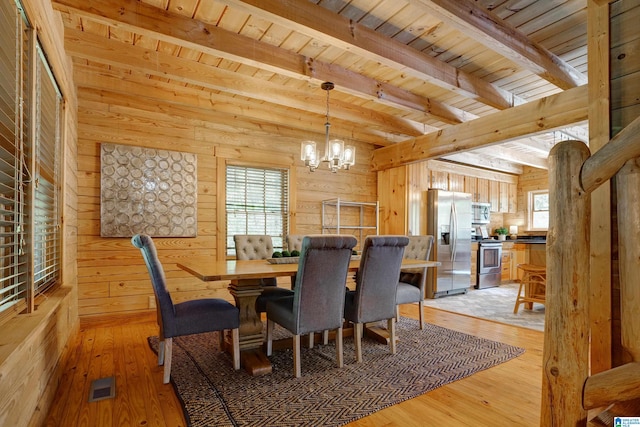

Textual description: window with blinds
[0,0,63,320]
[0,0,29,316]
[33,44,62,294]
[226,165,289,257]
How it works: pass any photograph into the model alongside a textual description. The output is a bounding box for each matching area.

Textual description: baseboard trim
[80,310,156,329]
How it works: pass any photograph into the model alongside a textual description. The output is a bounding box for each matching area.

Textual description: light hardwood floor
[44,305,543,426]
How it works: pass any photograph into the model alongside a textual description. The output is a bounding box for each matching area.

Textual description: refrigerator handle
[450,202,457,262]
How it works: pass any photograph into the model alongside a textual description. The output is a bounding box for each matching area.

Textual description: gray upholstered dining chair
[285,234,304,253]
[132,234,240,383]
[344,235,409,362]
[396,235,434,329]
[233,234,294,313]
[265,234,357,378]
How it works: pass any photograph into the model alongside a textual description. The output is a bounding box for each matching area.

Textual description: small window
[528,190,549,230]
[225,165,289,257]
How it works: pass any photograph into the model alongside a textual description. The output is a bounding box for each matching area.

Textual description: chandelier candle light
[301,82,356,172]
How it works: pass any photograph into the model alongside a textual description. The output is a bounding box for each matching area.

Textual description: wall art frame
[100,143,198,237]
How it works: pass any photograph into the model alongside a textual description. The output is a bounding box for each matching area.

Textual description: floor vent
[88,376,115,402]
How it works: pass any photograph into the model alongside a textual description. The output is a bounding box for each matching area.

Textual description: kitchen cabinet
[464,176,478,201]
[449,173,465,192]
[490,181,517,213]
[496,182,516,213]
[476,178,490,204]
[501,242,514,282]
[499,182,509,213]
[489,181,500,212]
[512,244,528,281]
[507,183,517,213]
[430,170,448,190]
[501,250,511,282]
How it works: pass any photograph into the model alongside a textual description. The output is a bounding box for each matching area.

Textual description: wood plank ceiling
[52,0,590,175]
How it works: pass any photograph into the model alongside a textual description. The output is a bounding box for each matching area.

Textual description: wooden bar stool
[514,264,547,314]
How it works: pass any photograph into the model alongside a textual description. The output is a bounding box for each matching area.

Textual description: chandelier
[300,82,355,172]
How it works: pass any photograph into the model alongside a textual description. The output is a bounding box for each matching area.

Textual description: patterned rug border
[148,317,525,427]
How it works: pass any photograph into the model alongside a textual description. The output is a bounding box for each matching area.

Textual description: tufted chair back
[286,234,305,252]
[234,235,274,260]
[265,234,357,377]
[345,235,409,323]
[290,235,357,334]
[399,235,434,287]
[404,235,434,261]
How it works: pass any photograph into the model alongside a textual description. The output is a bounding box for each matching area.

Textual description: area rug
[422,282,545,331]
[148,317,524,426]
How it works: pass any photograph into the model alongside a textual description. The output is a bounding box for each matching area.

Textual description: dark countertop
[511,237,546,244]
[472,237,547,245]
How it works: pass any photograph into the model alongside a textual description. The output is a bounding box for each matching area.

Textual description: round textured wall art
[100,143,197,237]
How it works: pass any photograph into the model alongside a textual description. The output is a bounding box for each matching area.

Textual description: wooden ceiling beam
[72,65,397,145]
[410,0,587,89]
[222,0,518,110]
[371,85,588,170]
[474,146,547,169]
[441,152,525,174]
[306,59,469,125]
[63,28,421,139]
[509,137,557,156]
[51,0,468,126]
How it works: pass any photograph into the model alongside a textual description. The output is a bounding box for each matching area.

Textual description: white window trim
[528,190,549,231]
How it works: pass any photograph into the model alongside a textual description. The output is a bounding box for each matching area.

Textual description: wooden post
[617,159,640,361]
[542,140,591,425]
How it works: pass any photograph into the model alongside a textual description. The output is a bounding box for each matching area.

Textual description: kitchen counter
[512,239,546,244]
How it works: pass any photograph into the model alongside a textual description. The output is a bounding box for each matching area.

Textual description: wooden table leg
[228,279,272,375]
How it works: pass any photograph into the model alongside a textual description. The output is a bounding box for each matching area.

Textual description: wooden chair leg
[158,338,165,365]
[219,329,225,349]
[163,337,173,384]
[388,318,396,354]
[396,306,400,322]
[336,327,344,368]
[354,323,363,363]
[322,330,329,345]
[231,328,240,370]
[514,281,525,314]
[418,300,424,329]
[293,334,301,378]
[266,318,274,356]
[308,331,314,349]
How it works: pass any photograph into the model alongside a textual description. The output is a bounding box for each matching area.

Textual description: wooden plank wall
[610,1,640,135]
[610,0,640,367]
[0,0,79,425]
[75,81,377,317]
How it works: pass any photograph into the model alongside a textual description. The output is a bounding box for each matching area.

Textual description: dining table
[177,256,440,375]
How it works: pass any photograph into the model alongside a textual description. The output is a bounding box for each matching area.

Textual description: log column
[542,140,591,425]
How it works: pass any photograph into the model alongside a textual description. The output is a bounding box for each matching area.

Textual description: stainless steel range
[475,240,503,289]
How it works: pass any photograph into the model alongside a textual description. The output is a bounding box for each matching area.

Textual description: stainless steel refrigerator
[426,189,472,298]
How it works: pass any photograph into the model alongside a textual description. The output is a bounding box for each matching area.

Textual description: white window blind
[226,165,289,256]
[0,0,29,314]
[33,43,61,294]
[0,0,63,319]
